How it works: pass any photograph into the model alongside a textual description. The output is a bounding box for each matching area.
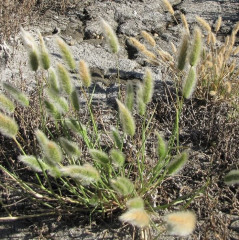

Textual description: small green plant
[0,19,204,238]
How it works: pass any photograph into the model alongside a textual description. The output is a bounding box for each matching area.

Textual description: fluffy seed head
[119,208,150,228]
[180,14,190,34]
[3,83,29,107]
[182,66,197,99]
[29,49,39,71]
[232,21,239,36]
[141,31,156,47]
[61,164,100,185]
[142,68,154,104]
[57,63,73,95]
[60,137,81,157]
[164,211,196,236]
[19,155,47,172]
[38,32,50,70]
[44,140,63,165]
[196,16,211,32]
[177,33,189,70]
[116,99,136,137]
[215,16,222,32]
[70,89,80,111]
[79,60,92,88]
[0,112,18,138]
[110,148,125,167]
[162,0,174,16]
[89,149,109,165]
[167,151,188,175]
[125,82,134,112]
[101,19,120,54]
[156,132,167,160]
[110,177,134,196]
[0,93,15,113]
[136,83,146,116]
[56,37,76,70]
[48,67,60,93]
[111,127,123,150]
[224,170,239,185]
[129,37,146,52]
[126,197,145,209]
[44,100,61,120]
[189,27,202,67]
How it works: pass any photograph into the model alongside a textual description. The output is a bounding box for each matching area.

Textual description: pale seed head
[101,18,120,54]
[79,60,92,88]
[164,211,196,236]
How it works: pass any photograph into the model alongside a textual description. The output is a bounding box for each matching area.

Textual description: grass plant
[0,8,238,239]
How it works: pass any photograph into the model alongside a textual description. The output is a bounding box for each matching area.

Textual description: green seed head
[142,68,154,104]
[29,49,39,71]
[19,155,48,172]
[48,67,60,94]
[57,63,73,95]
[61,164,100,185]
[189,27,202,67]
[44,140,63,165]
[136,83,146,116]
[224,170,239,185]
[125,82,134,112]
[116,99,136,137]
[110,148,125,168]
[70,89,80,111]
[110,177,134,196]
[0,112,18,138]
[101,18,120,54]
[60,137,81,157]
[126,197,145,209]
[167,151,188,175]
[89,149,109,165]
[182,66,197,99]
[38,32,50,70]
[111,127,123,150]
[44,99,61,120]
[0,93,15,113]
[156,132,167,160]
[177,33,189,71]
[56,37,76,70]
[3,82,29,107]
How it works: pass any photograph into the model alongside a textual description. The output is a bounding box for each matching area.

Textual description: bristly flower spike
[177,33,189,71]
[56,37,76,70]
[224,170,239,185]
[189,27,202,67]
[110,148,125,168]
[119,208,150,228]
[101,18,120,54]
[142,68,154,104]
[141,31,156,47]
[57,63,73,95]
[182,66,197,99]
[164,211,196,236]
[162,0,174,16]
[0,93,15,113]
[38,32,50,70]
[116,99,136,137]
[167,151,188,175]
[0,112,18,138]
[110,177,134,196]
[196,16,211,32]
[79,60,92,88]
[125,82,134,112]
[3,82,29,107]
[19,155,48,172]
[20,27,39,71]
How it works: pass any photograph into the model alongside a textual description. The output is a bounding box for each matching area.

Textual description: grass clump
[3,13,238,238]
